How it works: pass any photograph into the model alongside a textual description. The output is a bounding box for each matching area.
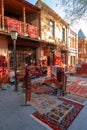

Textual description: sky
[27,0,57,8]
[27,0,87,36]
[27,0,65,17]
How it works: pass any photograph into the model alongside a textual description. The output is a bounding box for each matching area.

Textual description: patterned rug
[32,84,54,94]
[31,77,56,94]
[30,94,60,114]
[73,73,87,78]
[67,80,87,98]
[32,97,83,130]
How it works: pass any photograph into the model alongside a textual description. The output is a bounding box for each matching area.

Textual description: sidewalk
[0,82,87,130]
[0,85,49,130]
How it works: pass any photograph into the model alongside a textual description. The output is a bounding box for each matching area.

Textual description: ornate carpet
[30,94,60,114]
[31,77,56,94]
[67,80,87,98]
[31,96,83,130]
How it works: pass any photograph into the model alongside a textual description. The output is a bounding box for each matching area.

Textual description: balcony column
[1,0,4,30]
[23,6,27,36]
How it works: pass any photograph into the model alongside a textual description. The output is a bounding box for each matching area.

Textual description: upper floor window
[50,20,54,37]
[62,28,65,41]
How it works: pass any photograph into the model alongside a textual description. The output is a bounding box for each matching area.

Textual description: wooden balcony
[0,15,39,39]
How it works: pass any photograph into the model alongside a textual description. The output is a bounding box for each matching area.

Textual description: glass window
[50,20,54,37]
[62,28,65,41]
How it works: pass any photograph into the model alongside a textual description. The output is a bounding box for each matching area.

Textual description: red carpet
[32,97,83,130]
[81,64,87,74]
[67,80,87,98]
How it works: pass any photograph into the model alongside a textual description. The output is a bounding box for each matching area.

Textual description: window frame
[49,20,55,38]
[62,28,65,42]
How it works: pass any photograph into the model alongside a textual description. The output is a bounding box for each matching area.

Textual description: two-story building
[0,0,78,70]
[36,0,69,67]
[0,0,41,67]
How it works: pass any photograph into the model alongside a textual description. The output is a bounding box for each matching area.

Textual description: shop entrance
[8,46,36,68]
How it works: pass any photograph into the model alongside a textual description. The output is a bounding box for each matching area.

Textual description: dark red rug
[67,80,87,98]
[32,97,83,130]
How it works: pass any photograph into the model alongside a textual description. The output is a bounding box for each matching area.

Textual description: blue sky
[26,0,65,17]
[27,0,57,7]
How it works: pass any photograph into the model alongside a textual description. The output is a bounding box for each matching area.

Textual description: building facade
[36,0,69,67]
[0,0,41,68]
[78,29,87,63]
[0,0,78,69]
[67,27,78,67]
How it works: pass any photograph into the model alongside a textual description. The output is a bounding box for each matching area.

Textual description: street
[0,75,87,130]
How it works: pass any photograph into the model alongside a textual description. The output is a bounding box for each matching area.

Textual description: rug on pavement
[32,84,54,94]
[30,94,60,114]
[32,97,83,130]
[67,80,87,98]
[67,78,79,86]
[73,73,87,78]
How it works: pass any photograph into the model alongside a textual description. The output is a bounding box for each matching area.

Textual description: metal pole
[13,39,18,91]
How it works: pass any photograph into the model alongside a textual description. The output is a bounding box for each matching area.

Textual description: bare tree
[56,0,87,23]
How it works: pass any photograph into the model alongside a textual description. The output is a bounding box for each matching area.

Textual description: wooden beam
[23,6,26,35]
[1,0,4,29]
